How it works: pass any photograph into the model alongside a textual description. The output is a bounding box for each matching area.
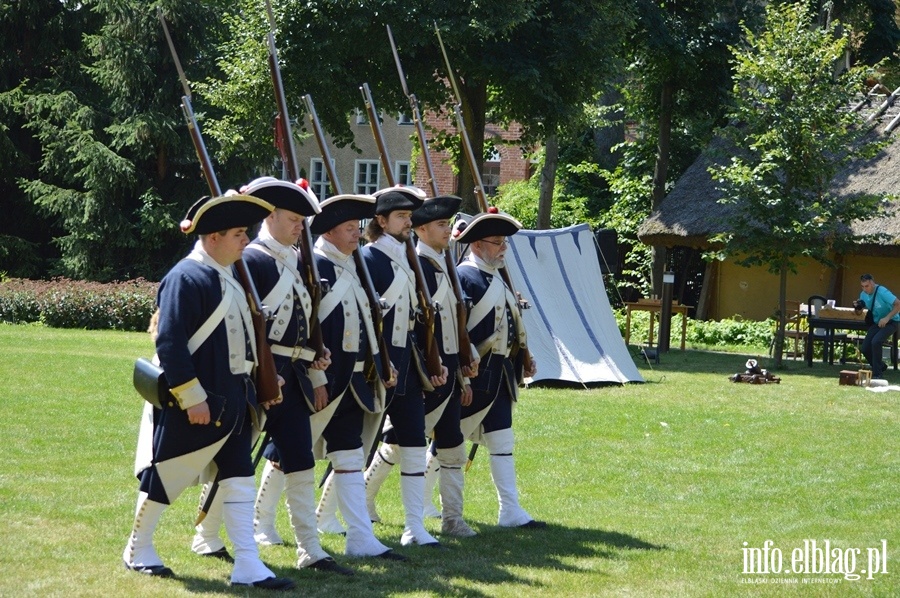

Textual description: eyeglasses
[481,238,508,247]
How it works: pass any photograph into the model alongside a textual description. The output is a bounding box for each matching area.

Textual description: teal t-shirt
[859,286,900,322]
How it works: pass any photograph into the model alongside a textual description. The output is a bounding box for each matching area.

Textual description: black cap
[310,194,377,235]
[179,192,275,235]
[453,207,522,243]
[373,185,426,215]
[241,176,320,217]
[411,195,463,227]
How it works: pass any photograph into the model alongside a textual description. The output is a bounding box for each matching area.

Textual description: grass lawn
[0,322,897,597]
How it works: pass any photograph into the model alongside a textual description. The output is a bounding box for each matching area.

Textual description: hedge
[0,278,158,332]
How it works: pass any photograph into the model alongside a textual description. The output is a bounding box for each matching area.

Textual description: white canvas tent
[503,223,643,385]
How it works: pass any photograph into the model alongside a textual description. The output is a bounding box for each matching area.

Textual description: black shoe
[376,550,409,562]
[308,557,354,576]
[419,541,447,549]
[517,519,547,529]
[232,576,296,591]
[123,561,174,577]
[200,547,234,563]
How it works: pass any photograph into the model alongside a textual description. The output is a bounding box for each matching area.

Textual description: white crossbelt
[270,344,317,362]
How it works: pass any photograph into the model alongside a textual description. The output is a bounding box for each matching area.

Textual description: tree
[602,0,762,297]
[202,0,631,215]
[710,2,887,368]
[2,1,272,281]
[0,1,89,278]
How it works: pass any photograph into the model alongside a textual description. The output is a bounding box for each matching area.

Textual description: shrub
[615,309,773,350]
[0,277,158,332]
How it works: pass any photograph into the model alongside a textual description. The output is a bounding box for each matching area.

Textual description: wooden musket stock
[264,0,326,361]
[158,9,281,405]
[360,82,443,378]
[302,93,394,383]
[434,23,533,368]
[386,24,474,368]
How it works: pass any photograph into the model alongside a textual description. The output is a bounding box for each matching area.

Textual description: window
[309,158,332,201]
[397,113,413,125]
[355,160,380,194]
[355,109,368,125]
[395,161,412,186]
[482,149,502,196]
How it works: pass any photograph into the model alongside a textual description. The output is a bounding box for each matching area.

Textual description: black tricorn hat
[452,207,522,243]
[373,185,427,215]
[310,194,377,235]
[179,192,275,235]
[411,195,463,227]
[241,176,320,217]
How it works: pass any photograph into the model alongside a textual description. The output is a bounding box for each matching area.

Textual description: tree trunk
[773,264,788,369]
[650,80,675,297]
[537,132,558,230]
[456,81,488,214]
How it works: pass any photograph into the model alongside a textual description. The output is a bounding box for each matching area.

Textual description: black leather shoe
[308,557,354,576]
[518,519,547,529]
[232,576,296,591]
[419,541,447,549]
[200,547,234,563]
[376,550,410,562]
[123,561,174,577]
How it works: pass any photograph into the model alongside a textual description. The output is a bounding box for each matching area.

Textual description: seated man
[858,273,900,378]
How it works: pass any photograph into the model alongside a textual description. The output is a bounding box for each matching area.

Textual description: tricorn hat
[241,176,320,217]
[310,194,377,235]
[411,195,463,227]
[373,185,427,215]
[179,192,275,235]
[452,207,522,243]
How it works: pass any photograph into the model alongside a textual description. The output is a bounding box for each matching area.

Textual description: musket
[360,82,443,378]
[434,22,533,369]
[159,10,282,526]
[158,9,280,407]
[263,0,326,361]
[386,25,475,370]
[301,93,393,384]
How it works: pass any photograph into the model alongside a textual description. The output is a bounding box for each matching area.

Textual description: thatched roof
[638,90,900,256]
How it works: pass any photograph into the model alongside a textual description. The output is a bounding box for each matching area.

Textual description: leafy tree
[602,0,761,297]
[710,2,887,368]
[202,0,631,216]
[791,0,900,64]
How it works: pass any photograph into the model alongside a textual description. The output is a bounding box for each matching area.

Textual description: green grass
[0,323,897,597]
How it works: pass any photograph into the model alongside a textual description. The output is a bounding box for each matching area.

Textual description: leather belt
[270,344,317,362]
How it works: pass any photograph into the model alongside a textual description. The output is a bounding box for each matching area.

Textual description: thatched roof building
[637,87,900,320]
[638,90,900,255]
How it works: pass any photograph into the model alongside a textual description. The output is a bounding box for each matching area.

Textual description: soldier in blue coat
[317,185,448,548]
[454,209,544,529]
[307,194,406,561]
[190,177,354,576]
[364,195,480,538]
[123,193,295,591]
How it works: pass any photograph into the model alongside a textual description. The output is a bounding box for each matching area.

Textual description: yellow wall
[840,256,900,306]
[712,256,900,321]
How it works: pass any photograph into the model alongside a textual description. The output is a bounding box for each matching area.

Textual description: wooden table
[805,309,898,369]
[624,300,692,351]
